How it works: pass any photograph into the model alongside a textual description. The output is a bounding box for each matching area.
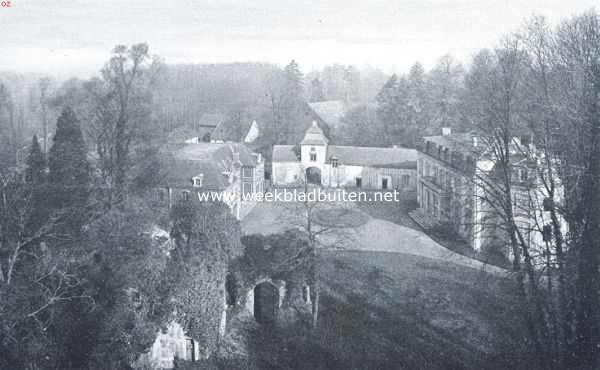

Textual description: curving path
[242,202,506,275]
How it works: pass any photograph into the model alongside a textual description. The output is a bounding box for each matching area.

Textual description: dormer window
[310,147,317,162]
[192,174,204,188]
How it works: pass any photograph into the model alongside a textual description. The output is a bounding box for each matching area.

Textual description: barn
[272,121,417,191]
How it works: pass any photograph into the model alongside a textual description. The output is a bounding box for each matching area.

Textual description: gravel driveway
[242,201,506,275]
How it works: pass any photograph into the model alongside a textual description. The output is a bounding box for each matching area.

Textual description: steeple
[301,120,328,146]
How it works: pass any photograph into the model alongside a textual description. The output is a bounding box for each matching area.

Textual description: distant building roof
[301,121,329,145]
[211,119,254,143]
[308,100,346,130]
[328,146,417,169]
[272,145,299,162]
[162,143,259,189]
[422,133,481,156]
[197,113,224,129]
[272,144,417,169]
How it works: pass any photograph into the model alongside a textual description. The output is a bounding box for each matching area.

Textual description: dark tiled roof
[162,143,258,189]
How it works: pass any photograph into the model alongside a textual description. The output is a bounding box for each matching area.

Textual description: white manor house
[272,121,417,191]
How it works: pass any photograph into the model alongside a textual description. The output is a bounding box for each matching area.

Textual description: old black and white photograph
[2,1,600,369]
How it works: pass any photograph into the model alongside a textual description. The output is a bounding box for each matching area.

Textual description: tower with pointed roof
[300,121,328,183]
[300,121,328,163]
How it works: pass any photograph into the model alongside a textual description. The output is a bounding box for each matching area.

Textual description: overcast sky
[0,0,597,78]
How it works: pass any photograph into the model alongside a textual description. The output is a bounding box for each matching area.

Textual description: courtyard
[241,193,506,275]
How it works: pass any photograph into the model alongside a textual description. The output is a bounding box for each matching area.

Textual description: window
[331,158,339,168]
[418,159,423,176]
[310,147,317,162]
[192,174,203,187]
[542,224,552,242]
[355,177,362,188]
[543,197,553,212]
[402,174,410,186]
[520,169,529,182]
[243,167,253,178]
[382,177,389,190]
[182,190,190,201]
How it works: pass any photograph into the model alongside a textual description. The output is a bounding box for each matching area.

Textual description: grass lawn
[209,250,526,370]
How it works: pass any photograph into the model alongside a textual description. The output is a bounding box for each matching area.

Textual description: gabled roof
[308,100,346,130]
[162,143,259,189]
[197,113,224,128]
[171,143,257,165]
[301,121,329,145]
[211,119,254,142]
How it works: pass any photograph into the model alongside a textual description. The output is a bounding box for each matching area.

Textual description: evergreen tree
[283,60,304,99]
[376,74,399,144]
[25,135,46,185]
[405,62,429,145]
[48,107,91,231]
[309,77,325,102]
[24,135,48,234]
[281,60,306,142]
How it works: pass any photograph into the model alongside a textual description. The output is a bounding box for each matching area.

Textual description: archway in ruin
[253,281,278,323]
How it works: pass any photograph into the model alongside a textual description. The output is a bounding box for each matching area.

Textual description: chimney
[442,127,451,136]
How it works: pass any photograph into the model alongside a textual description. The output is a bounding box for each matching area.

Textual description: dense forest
[2,9,600,370]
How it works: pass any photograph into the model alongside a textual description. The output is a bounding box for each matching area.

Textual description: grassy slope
[313,250,524,370]
[207,250,526,370]
[205,200,527,369]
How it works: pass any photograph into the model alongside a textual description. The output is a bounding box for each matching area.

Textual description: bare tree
[87,44,161,205]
